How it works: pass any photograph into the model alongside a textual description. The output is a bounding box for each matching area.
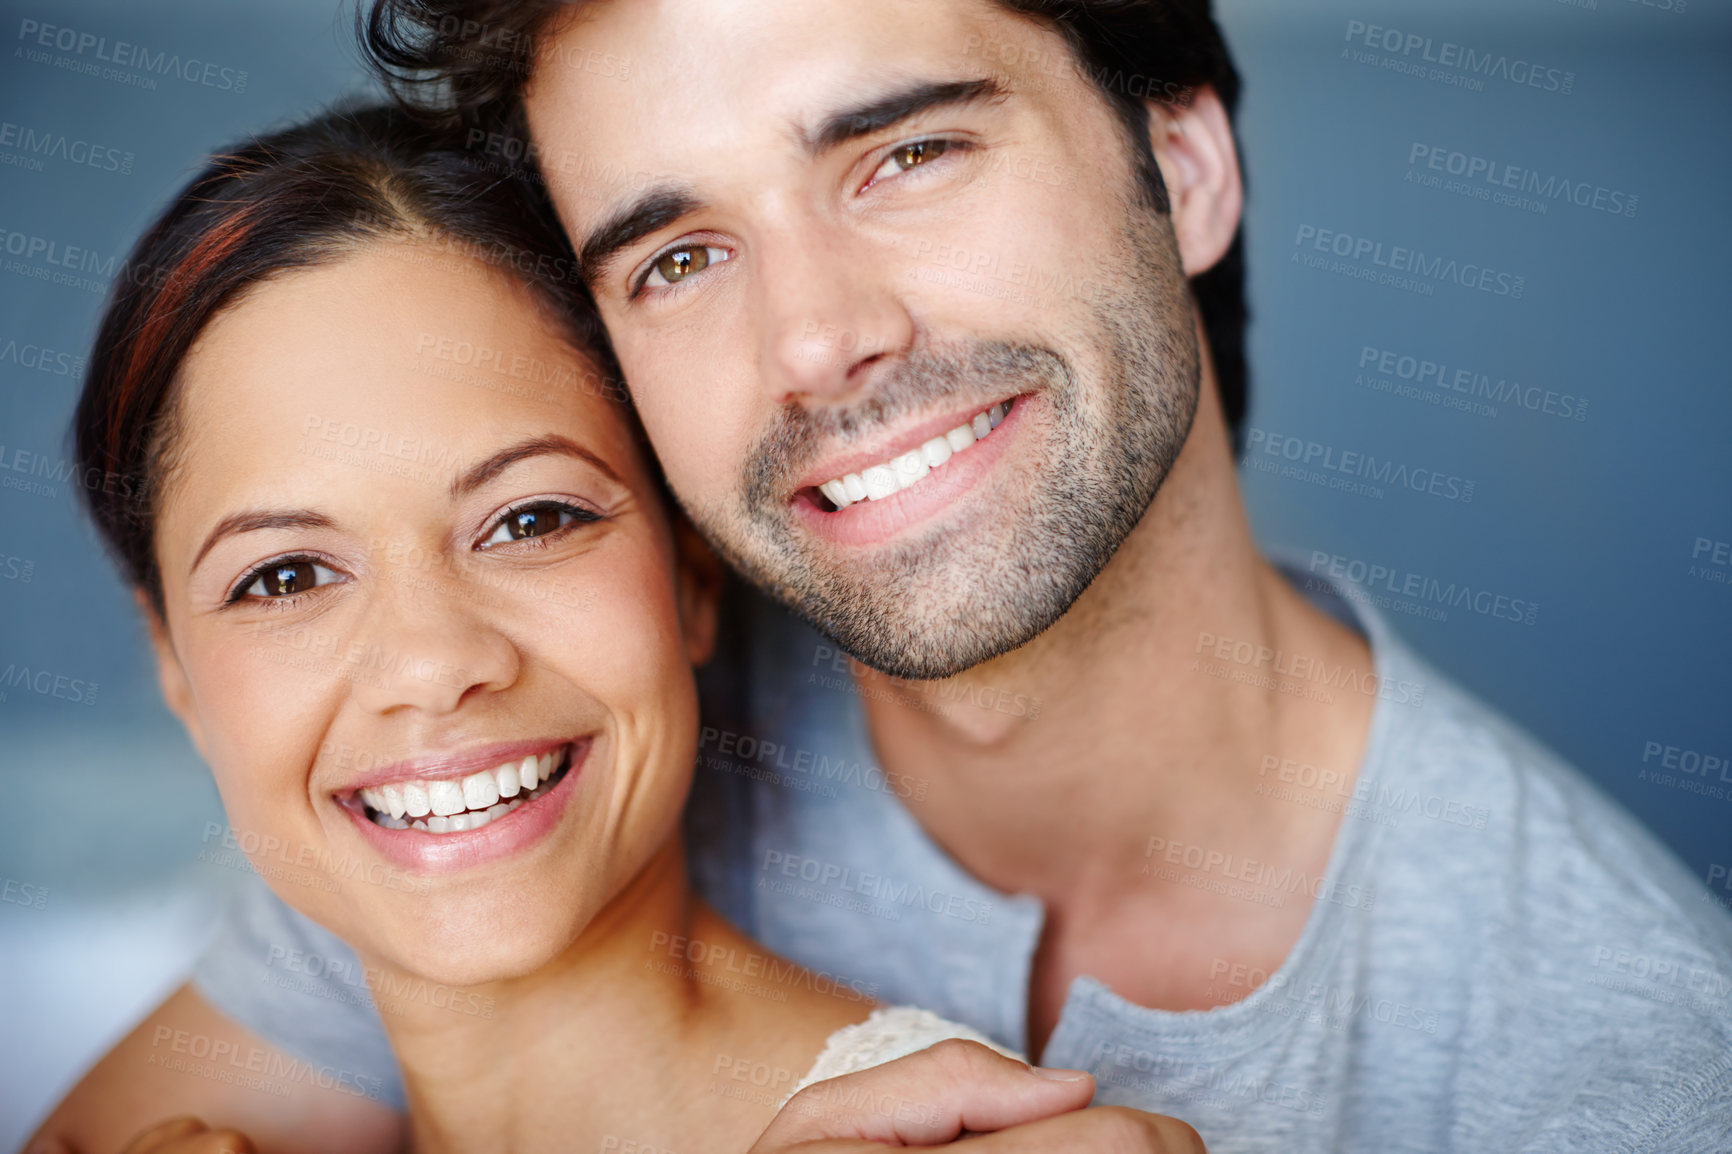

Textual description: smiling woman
[44,103,1049,1154]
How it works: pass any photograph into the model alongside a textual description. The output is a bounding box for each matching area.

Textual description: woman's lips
[354,744,571,832]
[340,739,589,874]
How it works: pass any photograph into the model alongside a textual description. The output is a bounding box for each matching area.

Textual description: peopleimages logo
[1293,225,1525,299]
[1245,428,1476,505]
[15,18,249,92]
[1406,144,1636,219]
[1306,551,1539,627]
[1342,20,1575,95]
[1356,346,1587,423]
[0,119,133,174]
[0,336,84,377]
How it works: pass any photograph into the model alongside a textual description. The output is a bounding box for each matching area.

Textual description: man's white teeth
[818,401,1010,510]
[358,749,562,835]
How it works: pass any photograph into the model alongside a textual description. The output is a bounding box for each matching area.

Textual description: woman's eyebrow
[192,510,336,572]
[451,434,625,497]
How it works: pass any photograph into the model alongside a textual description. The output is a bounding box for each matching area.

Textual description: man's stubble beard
[684,205,1200,681]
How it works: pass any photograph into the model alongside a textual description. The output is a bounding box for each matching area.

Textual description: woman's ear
[1144,85,1243,278]
[138,589,208,760]
[670,516,723,666]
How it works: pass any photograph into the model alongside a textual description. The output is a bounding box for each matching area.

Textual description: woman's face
[149,242,715,987]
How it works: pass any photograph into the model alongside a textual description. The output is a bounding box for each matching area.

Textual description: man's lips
[790,392,1031,547]
[792,393,1025,501]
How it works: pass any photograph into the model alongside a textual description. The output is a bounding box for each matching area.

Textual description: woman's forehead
[163,244,641,520]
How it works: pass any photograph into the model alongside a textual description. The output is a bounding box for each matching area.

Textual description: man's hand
[118,1118,257,1154]
[749,1039,1204,1151]
[22,1117,255,1154]
[22,984,401,1154]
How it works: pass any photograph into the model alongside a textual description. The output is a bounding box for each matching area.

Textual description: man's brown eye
[656,246,710,284]
[893,139,950,171]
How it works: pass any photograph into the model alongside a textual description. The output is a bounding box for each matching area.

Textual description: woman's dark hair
[358,0,1250,453]
[74,101,618,615]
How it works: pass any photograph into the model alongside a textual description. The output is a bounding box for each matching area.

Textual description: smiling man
[34,1,1732,1151]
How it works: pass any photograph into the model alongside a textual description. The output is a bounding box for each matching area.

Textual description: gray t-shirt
[193,568,1732,1150]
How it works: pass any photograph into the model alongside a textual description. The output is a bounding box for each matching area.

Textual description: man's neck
[858,372,1377,1052]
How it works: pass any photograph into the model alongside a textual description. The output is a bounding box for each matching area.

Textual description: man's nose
[754,222,914,408]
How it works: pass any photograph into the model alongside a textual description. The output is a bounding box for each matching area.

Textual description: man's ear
[138,589,207,759]
[670,516,723,666]
[1145,85,1243,278]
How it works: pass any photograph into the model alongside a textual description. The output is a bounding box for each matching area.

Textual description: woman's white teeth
[358,749,563,834]
[428,780,465,817]
[461,771,499,811]
[819,401,1010,510]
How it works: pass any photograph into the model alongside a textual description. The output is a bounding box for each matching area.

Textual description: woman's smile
[349,741,574,833]
[338,738,594,873]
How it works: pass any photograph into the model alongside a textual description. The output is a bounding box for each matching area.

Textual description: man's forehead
[528,0,1036,155]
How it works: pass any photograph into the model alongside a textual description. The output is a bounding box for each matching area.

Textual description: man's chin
[782,550,1094,682]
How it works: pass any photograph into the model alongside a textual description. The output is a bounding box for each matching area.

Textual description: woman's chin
[366,925,581,994]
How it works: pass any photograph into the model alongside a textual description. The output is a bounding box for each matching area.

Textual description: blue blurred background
[1,0,1728,1143]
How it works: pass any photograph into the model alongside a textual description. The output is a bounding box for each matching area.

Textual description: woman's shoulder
[788,1006,1026,1097]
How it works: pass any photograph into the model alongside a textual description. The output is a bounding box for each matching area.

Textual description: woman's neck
[362,839,868,1154]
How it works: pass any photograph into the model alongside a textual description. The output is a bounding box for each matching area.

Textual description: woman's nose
[342,577,522,718]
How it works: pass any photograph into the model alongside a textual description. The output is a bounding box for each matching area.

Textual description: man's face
[526,0,1200,679]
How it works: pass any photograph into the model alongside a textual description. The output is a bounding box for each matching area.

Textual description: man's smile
[811,397,1016,510]
[790,393,1034,548]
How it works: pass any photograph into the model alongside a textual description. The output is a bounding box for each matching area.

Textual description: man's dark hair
[362,0,1249,452]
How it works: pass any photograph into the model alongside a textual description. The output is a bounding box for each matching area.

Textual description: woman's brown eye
[656,246,709,284]
[480,502,599,548]
[239,559,339,601]
[266,562,315,595]
[505,506,564,540]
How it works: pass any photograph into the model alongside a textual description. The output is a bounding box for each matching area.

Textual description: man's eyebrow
[452,434,624,497]
[578,186,703,285]
[577,79,1005,286]
[193,511,336,573]
[804,77,1007,155]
